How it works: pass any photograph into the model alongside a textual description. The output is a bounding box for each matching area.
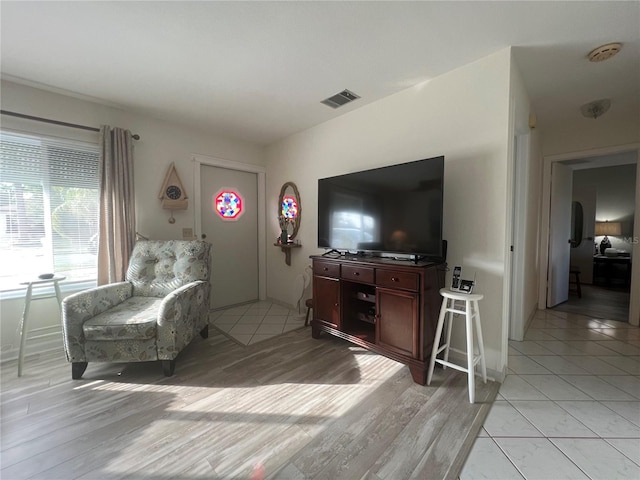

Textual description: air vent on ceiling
[321,89,360,109]
[587,43,622,62]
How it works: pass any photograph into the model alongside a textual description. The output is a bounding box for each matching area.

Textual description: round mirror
[570,201,584,248]
[279,182,301,240]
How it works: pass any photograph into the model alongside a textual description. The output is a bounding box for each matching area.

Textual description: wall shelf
[274,243,301,266]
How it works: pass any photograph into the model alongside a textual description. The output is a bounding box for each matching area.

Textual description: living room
[1,2,639,479]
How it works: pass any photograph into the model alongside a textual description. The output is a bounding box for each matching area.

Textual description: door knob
[201,233,207,239]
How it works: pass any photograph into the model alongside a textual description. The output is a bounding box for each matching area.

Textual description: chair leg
[305,306,311,327]
[162,359,176,376]
[200,324,209,339]
[575,272,582,298]
[72,362,88,380]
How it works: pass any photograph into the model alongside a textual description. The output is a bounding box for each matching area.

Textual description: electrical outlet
[182,228,194,239]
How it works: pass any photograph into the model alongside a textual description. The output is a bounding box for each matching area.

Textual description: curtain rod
[0,110,140,140]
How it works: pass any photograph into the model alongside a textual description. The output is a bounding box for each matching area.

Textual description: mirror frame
[279,182,301,240]
[570,200,584,248]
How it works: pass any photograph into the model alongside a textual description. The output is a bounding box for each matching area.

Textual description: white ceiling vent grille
[587,43,622,62]
[321,89,360,109]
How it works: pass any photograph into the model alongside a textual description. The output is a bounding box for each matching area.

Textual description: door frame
[192,154,267,302]
[508,132,530,341]
[538,143,640,326]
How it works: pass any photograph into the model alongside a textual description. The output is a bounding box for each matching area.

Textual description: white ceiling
[1,1,639,146]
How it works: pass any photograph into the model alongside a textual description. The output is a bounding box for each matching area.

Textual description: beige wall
[266,49,514,374]
[0,80,265,360]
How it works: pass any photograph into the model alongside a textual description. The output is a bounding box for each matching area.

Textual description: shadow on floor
[552,284,630,323]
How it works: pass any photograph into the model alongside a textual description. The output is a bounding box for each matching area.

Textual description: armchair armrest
[156,280,210,359]
[61,282,133,362]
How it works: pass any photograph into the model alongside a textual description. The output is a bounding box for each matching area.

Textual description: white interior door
[547,162,573,307]
[570,185,596,284]
[200,164,258,309]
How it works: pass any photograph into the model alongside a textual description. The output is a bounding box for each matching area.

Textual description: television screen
[318,156,444,260]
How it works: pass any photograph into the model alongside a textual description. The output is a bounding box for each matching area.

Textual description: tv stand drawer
[314,261,340,278]
[341,265,374,283]
[376,270,419,291]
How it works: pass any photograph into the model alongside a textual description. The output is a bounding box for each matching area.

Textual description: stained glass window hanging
[215,190,242,219]
[282,195,298,219]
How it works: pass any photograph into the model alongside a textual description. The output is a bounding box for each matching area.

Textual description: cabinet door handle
[374,314,380,323]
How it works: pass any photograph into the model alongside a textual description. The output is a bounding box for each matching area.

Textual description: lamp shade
[595,221,621,236]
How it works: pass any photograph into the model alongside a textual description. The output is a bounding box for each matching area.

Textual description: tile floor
[210,300,307,345]
[460,309,640,479]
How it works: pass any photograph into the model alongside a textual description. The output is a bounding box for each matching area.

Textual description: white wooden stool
[427,288,487,403]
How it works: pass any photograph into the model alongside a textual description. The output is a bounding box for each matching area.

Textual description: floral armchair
[61,240,211,379]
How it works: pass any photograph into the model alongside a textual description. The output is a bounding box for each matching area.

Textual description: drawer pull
[392,277,399,282]
[353,272,360,276]
[323,267,328,271]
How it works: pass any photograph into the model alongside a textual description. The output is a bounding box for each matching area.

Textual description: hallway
[460,308,640,479]
[553,284,630,323]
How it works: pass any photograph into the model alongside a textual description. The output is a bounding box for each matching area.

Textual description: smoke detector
[580,99,611,119]
[587,43,622,62]
[321,89,360,109]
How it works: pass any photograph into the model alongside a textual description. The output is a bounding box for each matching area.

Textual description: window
[0,131,99,290]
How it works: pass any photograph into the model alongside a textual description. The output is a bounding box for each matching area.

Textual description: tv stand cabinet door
[313,275,340,329]
[375,287,419,358]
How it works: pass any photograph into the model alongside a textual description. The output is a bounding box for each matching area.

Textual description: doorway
[540,146,639,325]
[193,154,267,310]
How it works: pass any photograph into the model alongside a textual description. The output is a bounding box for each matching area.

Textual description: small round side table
[17,275,66,377]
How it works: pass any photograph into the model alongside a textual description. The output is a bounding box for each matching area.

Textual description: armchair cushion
[127,241,210,297]
[82,297,163,341]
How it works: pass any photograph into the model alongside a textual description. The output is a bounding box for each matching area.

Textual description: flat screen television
[318,155,445,262]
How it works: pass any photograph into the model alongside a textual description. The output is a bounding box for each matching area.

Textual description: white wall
[0,80,265,360]
[541,104,640,157]
[265,49,513,375]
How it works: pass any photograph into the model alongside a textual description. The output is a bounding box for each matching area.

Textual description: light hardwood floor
[1,325,498,480]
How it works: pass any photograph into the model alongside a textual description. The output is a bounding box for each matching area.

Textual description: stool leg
[465,300,475,403]
[443,302,454,369]
[473,300,487,384]
[18,284,33,377]
[575,273,582,298]
[427,296,449,385]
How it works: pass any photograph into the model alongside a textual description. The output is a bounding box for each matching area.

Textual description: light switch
[182,228,194,239]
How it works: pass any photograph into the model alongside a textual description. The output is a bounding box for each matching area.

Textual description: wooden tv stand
[310,255,446,385]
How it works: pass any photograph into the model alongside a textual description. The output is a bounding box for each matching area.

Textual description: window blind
[0,130,99,289]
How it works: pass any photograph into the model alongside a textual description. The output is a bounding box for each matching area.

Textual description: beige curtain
[97,126,136,285]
